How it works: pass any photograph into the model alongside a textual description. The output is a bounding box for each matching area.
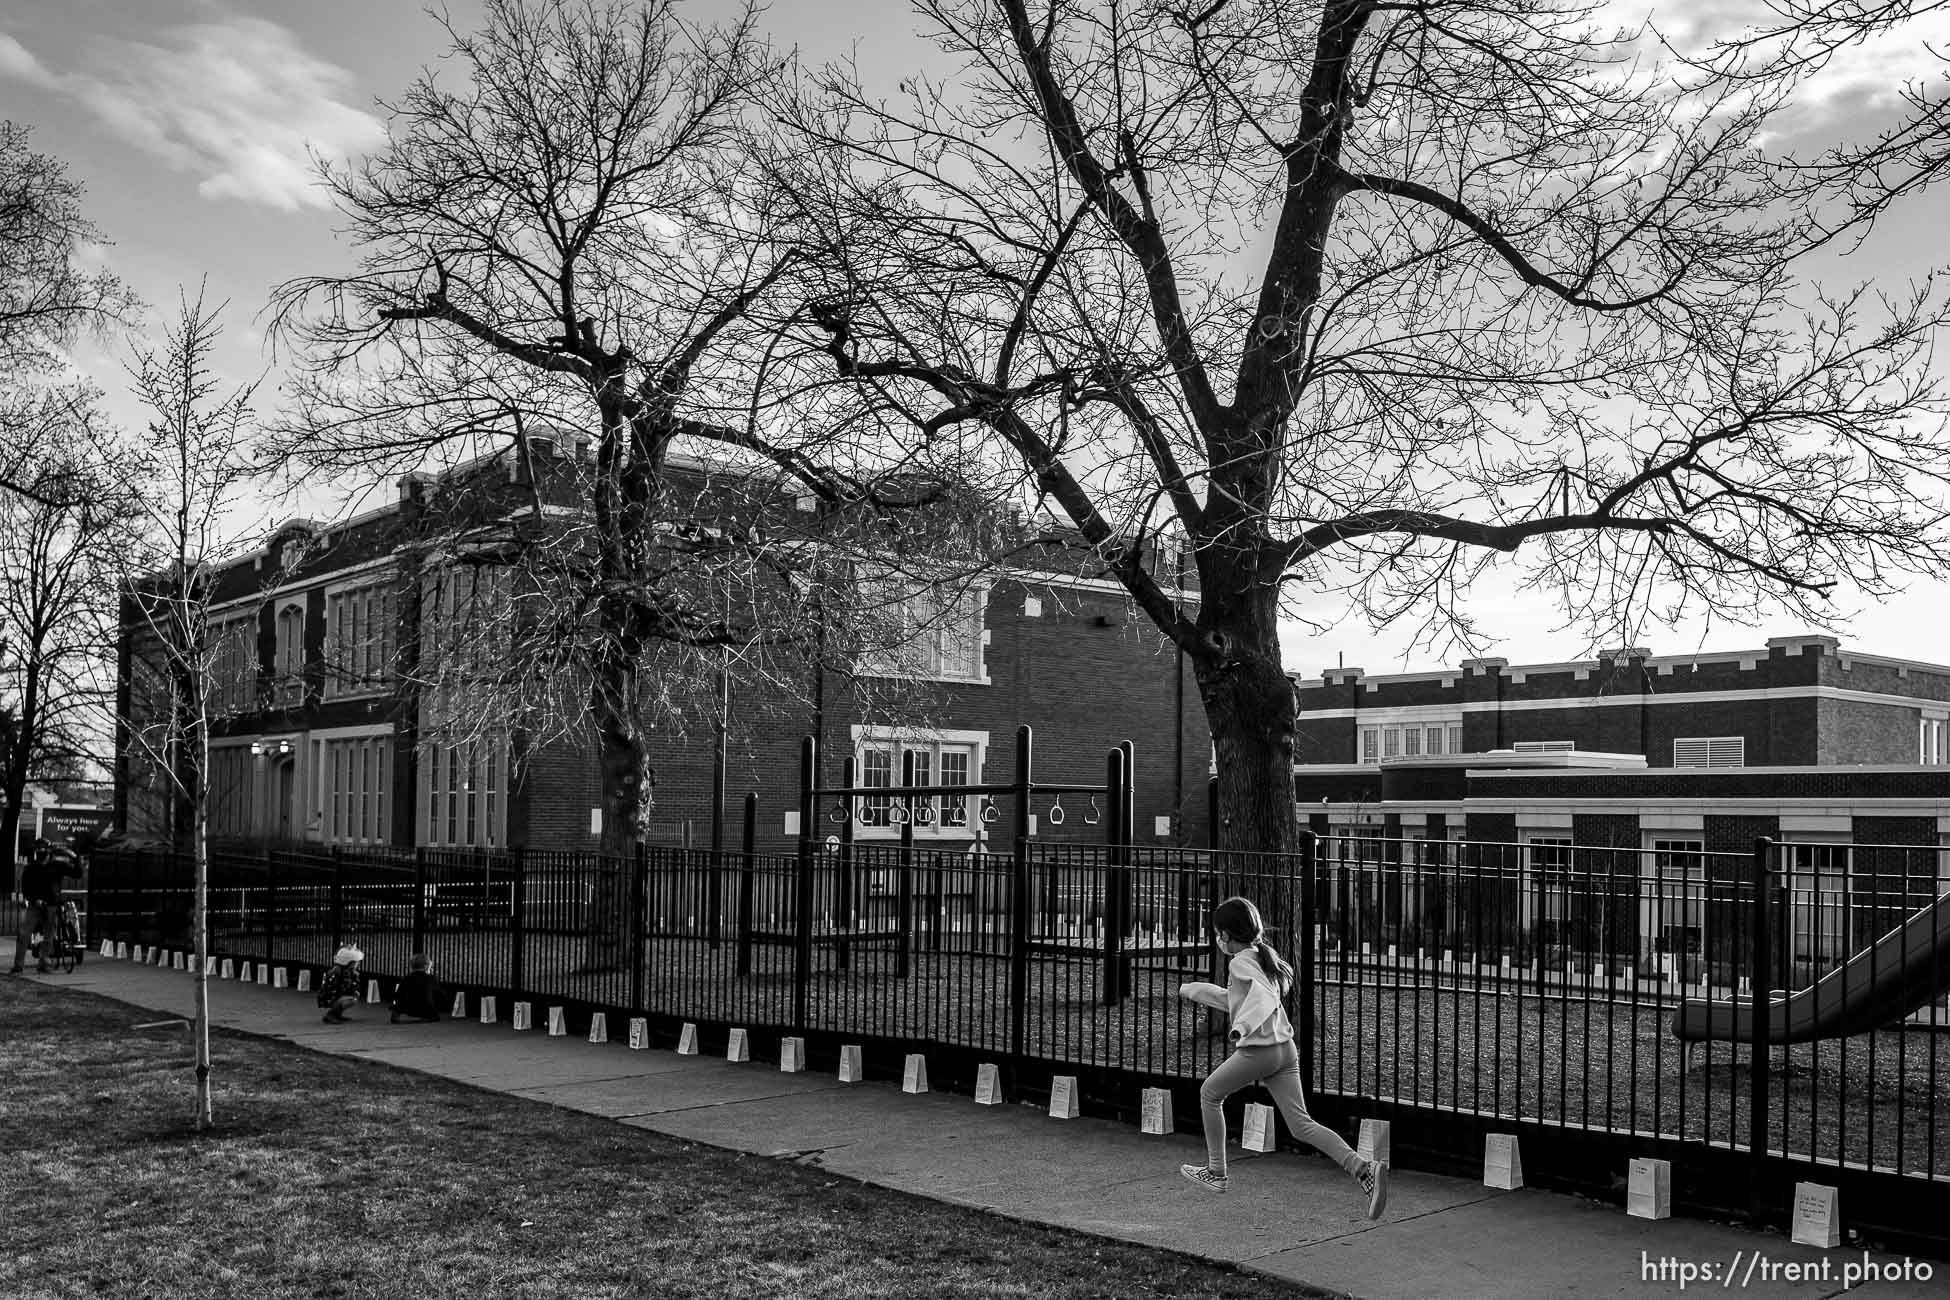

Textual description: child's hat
[334,945,364,965]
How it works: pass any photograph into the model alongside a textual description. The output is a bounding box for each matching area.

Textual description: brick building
[1289,638,1950,976]
[116,441,1211,856]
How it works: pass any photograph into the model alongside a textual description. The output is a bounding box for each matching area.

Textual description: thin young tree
[270,0,974,969]
[120,288,258,1129]
[775,0,1950,853]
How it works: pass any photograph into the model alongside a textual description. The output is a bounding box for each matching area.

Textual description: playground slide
[1672,890,1950,1044]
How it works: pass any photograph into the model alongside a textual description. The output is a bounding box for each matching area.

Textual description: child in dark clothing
[390,951,447,1024]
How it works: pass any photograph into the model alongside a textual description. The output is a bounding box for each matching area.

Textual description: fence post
[1100,746,1126,1006]
[1118,741,1137,997]
[411,846,427,957]
[263,845,277,970]
[897,752,915,980]
[510,846,526,1004]
[1008,724,1033,1091]
[736,792,756,977]
[836,754,857,970]
[1748,836,1774,1218]
[631,841,648,1015]
[794,736,816,1032]
[330,848,344,952]
[1298,828,1318,1090]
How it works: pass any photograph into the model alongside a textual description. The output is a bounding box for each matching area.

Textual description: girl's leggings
[1200,1039,1363,1177]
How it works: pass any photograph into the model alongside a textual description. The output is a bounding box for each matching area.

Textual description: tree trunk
[191,735,212,1131]
[1188,568,1302,945]
[1,659,43,892]
[583,653,644,972]
[1190,574,1301,857]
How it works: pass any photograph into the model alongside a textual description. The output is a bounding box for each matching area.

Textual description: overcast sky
[4,0,1947,676]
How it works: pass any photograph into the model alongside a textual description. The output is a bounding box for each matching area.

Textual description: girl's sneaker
[1179,1163,1229,1193]
[1357,1158,1389,1219]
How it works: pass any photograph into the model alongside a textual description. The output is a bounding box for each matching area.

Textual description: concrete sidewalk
[7,944,1941,1299]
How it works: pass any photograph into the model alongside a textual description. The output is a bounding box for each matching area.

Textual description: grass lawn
[0,979,1336,1300]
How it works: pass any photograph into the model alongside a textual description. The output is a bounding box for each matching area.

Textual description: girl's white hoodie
[1180,947,1293,1047]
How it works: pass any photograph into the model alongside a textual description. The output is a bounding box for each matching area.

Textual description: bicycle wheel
[48,934,75,975]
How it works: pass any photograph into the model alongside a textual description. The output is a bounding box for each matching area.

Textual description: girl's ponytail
[1256,938,1295,996]
[1212,895,1295,995]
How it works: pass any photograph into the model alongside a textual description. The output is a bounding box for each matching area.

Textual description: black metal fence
[85,827,1950,1253]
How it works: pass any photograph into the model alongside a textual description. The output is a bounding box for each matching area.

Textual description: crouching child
[317,945,364,1023]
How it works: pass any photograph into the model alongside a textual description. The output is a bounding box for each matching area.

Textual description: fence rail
[85,829,1950,1252]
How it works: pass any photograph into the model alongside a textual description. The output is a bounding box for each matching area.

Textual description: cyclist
[11,839,79,974]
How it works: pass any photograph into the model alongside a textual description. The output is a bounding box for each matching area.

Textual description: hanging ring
[1083,794,1101,826]
[981,800,1000,824]
[914,803,936,826]
[1047,798,1066,826]
[888,803,909,826]
[828,803,848,825]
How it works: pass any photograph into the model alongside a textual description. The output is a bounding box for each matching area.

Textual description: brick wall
[1820,697,1921,765]
[516,576,1216,856]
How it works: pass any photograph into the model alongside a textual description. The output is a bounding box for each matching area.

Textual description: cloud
[1626,0,1950,119]
[0,31,58,87]
[0,16,383,211]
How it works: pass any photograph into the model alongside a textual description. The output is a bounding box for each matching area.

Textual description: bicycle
[30,898,84,975]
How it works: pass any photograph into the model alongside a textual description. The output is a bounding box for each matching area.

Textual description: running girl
[1177,895,1387,1218]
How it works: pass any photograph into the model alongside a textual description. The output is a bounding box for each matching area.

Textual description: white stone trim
[1516,811,1575,830]
[1302,683,1950,722]
[1780,814,1854,834]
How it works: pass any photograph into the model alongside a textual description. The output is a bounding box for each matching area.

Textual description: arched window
[275,603,306,705]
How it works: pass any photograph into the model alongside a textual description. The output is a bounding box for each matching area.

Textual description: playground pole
[1747,836,1774,1223]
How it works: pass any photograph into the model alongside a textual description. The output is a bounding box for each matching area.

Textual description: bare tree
[772,0,1950,853]
[269,0,980,969]
[120,289,259,1129]
[0,120,139,506]
[0,383,136,882]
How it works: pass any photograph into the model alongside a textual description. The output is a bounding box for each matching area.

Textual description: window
[1646,838,1707,962]
[417,562,513,849]
[274,603,306,706]
[323,578,396,699]
[1923,717,1948,766]
[206,613,257,715]
[315,732,393,845]
[1786,842,1850,968]
[207,743,255,836]
[420,734,504,848]
[1527,836,1575,947]
[858,572,986,683]
[1527,836,1573,872]
[1514,740,1576,753]
[1356,716,1463,764]
[851,729,984,834]
[1673,736,1744,767]
[1650,839,1706,881]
